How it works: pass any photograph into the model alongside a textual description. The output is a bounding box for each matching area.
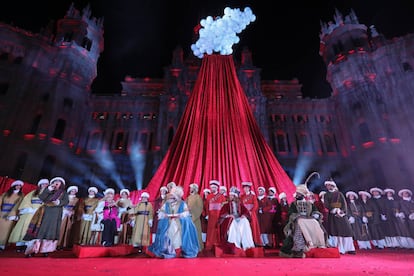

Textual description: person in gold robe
[78,186,100,245]
[0,180,24,250]
[130,192,153,253]
[186,183,204,252]
[9,179,48,252]
[58,185,80,249]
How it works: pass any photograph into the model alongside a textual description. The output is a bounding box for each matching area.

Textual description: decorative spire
[319,9,361,41]
[370,25,379,37]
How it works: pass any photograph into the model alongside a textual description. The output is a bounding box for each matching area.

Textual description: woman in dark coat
[24,177,69,257]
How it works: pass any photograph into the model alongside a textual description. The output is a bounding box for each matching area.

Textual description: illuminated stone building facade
[0,5,413,194]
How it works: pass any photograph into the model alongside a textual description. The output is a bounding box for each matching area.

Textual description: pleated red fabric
[145,54,295,201]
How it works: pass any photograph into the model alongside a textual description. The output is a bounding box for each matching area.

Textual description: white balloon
[192,7,255,58]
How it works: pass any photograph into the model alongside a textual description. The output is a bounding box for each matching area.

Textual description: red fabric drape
[145,54,295,201]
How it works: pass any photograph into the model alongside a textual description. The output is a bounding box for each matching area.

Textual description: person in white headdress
[358,189,386,249]
[116,188,133,244]
[0,180,25,250]
[397,189,414,243]
[219,186,228,198]
[324,180,356,254]
[345,191,371,250]
[257,186,273,248]
[166,181,177,193]
[148,186,199,258]
[382,188,403,248]
[151,186,168,242]
[369,187,389,248]
[279,184,327,258]
[94,188,120,247]
[9,179,48,252]
[185,183,204,252]
[267,187,280,248]
[240,181,261,246]
[205,180,226,251]
[201,188,211,245]
[130,191,153,252]
[78,186,100,245]
[24,177,69,257]
[218,186,255,254]
[275,192,289,248]
[58,185,80,249]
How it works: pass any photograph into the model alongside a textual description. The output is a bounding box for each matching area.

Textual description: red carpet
[1,246,413,275]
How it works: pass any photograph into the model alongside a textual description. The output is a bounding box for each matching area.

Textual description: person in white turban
[148,186,199,258]
[0,180,25,250]
[279,184,327,258]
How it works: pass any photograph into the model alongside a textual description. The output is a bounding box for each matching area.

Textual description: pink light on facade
[49,69,58,76]
[367,73,376,81]
[390,138,400,144]
[343,80,352,88]
[244,69,255,78]
[50,137,63,145]
[3,130,10,136]
[23,134,35,140]
[170,68,182,77]
[362,141,374,148]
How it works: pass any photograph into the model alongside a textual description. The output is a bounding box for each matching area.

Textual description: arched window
[88,132,101,150]
[82,37,92,51]
[63,32,74,42]
[115,132,124,150]
[359,122,372,142]
[140,132,148,150]
[63,98,73,112]
[0,82,9,95]
[403,62,412,72]
[148,132,154,151]
[370,159,384,185]
[352,102,362,117]
[39,155,56,179]
[299,133,311,152]
[324,134,334,152]
[0,53,8,61]
[41,93,49,102]
[53,119,66,140]
[397,156,411,180]
[276,133,286,152]
[12,153,27,179]
[29,115,42,134]
[13,57,23,64]
[168,126,174,146]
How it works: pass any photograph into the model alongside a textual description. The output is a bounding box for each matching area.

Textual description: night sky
[1,0,413,98]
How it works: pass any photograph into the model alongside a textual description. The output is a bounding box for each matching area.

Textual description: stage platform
[72,244,267,258]
[72,244,135,258]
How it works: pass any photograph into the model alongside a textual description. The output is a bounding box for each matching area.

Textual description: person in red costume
[240,182,262,246]
[218,186,255,254]
[275,192,289,248]
[204,180,227,252]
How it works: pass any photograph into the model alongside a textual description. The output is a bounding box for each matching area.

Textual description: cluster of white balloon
[191,7,256,58]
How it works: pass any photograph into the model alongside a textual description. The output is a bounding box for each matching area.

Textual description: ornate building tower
[319,9,414,190]
[0,4,103,185]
